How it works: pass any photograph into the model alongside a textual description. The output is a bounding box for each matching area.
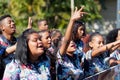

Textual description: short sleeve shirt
[85,50,109,76]
[3,55,51,80]
[0,35,17,65]
[110,49,120,60]
[56,51,84,80]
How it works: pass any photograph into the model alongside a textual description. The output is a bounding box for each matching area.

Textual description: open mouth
[71,44,76,48]
[38,45,44,49]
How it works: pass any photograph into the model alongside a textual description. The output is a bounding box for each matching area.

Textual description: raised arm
[92,40,120,57]
[59,6,87,55]
[27,17,32,29]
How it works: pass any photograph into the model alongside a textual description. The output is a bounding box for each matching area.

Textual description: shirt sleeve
[110,50,118,59]
[2,60,21,80]
[56,50,64,64]
[0,46,6,56]
[85,50,92,60]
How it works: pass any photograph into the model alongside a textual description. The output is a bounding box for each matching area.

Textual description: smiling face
[28,33,44,57]
[1,17,16,35]
[89,35,104,50]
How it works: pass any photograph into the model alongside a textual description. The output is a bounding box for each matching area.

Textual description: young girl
[72,21,86,58]
[72,20,89,77]
[106,28,120,60]
[3,29,51,80]
[56,7,87,80]
[49,29,63,54]
[85,32,120,76]
[38,30,57,80]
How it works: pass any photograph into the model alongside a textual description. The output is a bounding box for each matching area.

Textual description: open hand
[71,6,88,21]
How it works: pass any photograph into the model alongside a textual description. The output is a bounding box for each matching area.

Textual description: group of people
[0,6,120,80]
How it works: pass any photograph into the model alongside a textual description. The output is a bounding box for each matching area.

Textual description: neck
[29,55,39,63]
[66,52,73,57]
[2,32,13,41]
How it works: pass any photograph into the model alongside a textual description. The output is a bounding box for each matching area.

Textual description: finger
[74,7,78,12]
[79,6,84,12]
[29,17,32,23]
[80,12,89,17]
[80,12,89,15]
[29,17,32,22]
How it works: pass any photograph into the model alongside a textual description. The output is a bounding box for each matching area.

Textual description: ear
[1,25,5,31]
[89,42,93,48]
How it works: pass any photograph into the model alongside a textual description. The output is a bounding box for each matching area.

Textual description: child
[3,29,51,80]
[49,29,63,54]
[56,6,87,80]
[38,30,57,80]
[37,19,49,31]
[106,28,120,60]
[85,32,120,76]
[72,20,89,77]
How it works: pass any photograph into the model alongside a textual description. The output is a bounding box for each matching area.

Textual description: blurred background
[0,0,119,36]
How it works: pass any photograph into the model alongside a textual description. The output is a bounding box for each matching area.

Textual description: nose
[81,30,84,35]
[100,42,104,46]
[38,39,43,44]
[11,21,15,28]
[48,37,51,42]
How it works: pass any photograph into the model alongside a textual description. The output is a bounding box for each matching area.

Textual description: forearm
[92,40,120,57]
[5,45,16,56]
[59,19,75,55]
[64,19,74,43]
[110,44,120,53]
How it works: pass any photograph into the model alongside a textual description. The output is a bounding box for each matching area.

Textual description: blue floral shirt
[0,35,17,79]
[3,56,51,80]
[0,35,17,64]
[74,40,85,63]
[110,49,120,60]
[85,50,109,76]
[56,51,84,80]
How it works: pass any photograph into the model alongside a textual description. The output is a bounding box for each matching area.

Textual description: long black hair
[15,29,38,65]
[72,20,86,42]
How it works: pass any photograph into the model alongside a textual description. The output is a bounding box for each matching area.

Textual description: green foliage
[0,0,102,35]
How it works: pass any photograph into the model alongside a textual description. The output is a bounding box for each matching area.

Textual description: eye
[8,20,11,24]
[29,39,38,42]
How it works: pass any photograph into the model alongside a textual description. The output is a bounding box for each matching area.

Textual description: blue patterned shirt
[85,50,109,76]
[56,51,84,80]
[110,49,120,60]
[0,35,17,65]
[3,55,51,80]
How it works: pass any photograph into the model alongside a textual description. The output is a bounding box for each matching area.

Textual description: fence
[84,64,120,80]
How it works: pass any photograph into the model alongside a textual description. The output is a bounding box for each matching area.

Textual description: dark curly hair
[106,28,120,44]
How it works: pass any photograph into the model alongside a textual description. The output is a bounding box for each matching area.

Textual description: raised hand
[27,17,32,29]
[71,6,87,21]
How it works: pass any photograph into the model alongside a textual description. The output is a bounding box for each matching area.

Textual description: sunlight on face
[28,33,44,57]
[40,31,51,48]
[91,35,104,50]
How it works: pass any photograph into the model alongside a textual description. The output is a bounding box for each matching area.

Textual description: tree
[0,0,102,35]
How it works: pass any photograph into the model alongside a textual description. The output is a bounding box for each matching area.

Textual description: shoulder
[3,60,21,79]
[6,60,19,68]
[86,50,92,60]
